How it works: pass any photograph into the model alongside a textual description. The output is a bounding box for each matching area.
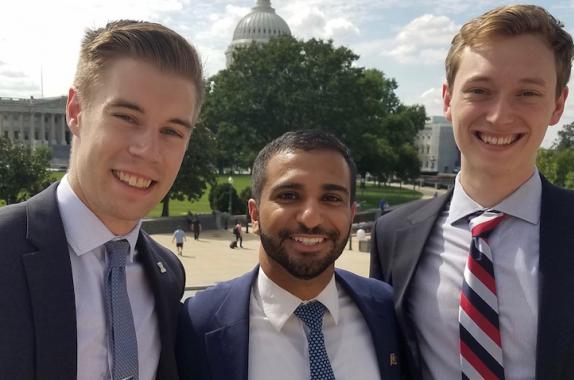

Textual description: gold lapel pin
[157,261,167,273]
[389,353,398,366]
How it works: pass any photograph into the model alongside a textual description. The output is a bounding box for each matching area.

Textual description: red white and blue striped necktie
[459,210,506,380]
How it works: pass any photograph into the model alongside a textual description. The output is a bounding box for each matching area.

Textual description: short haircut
[251,130,357,203]
[445,4,573,96]
[73,20,204,122]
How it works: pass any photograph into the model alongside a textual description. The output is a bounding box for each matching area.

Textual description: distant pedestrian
[172,226,187,255]
[233,223,243,248]
[192,217,201,240]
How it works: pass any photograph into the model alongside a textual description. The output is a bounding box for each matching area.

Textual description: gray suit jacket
[0,182,185,380]
[370,175,574,379]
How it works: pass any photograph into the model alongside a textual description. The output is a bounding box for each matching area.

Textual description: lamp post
[227,176,234,215]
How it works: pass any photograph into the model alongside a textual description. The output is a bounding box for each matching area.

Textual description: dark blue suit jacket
[0,182,185,380]
[370,175,574,380]
[177,267,402,380]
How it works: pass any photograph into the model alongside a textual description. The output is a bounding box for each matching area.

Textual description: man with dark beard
[177,130,402,380]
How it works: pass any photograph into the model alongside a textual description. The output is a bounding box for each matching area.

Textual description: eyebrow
[271,182,350,196]
[464,75,548,87]
[106,98,193,130]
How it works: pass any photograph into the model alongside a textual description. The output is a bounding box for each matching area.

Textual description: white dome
[231,0,291,44]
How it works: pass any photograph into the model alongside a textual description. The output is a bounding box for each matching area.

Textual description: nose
[485,95,515,127]
[296,199,323,229]
[128,127,161,163]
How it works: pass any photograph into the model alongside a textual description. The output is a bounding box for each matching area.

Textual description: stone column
[19,113,24,143]
[49,113,56,144]
[0,112,3,137]
[40,113,46,144]
[60,115,67,145]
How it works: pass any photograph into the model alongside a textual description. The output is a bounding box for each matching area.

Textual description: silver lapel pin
[156,261,167,273]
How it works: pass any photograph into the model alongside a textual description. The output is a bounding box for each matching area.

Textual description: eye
[465,87,488,96]
[113,113,137,124]
[276,192,298,201]
[323,194,344,203]
[162,127,185,138]
[520,90,541,97]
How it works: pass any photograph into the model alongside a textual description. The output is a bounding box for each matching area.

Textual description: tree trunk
[161,197,170,217]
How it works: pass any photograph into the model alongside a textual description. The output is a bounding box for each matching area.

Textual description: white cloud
[420,87,444,118]
[281,2,359,41]
[386,14,458,64]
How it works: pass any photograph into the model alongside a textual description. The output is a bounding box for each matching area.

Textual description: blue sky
[1,0,572,146]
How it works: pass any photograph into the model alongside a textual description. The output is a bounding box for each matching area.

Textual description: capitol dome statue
[225,0,291,67]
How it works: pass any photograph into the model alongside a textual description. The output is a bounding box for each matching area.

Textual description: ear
[248,199,260,234]
[350,201,357,222]
[442,82,453,122]
[66,87,82,136]
[549,86,569,126]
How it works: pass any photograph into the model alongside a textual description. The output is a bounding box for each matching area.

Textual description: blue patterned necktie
[104,239,139,380]
[294,301,336,380]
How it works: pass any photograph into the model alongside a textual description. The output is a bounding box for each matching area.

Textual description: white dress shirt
[248,267,380,380]
[57,175,160,380]
[409,171,540,380]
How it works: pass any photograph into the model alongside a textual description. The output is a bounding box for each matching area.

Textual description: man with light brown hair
[0,20,203,380]
[371,5,574,380]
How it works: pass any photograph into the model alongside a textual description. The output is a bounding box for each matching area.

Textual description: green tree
[160,124,218,216]
[554,121,574,150]
[0,137,51,204]
[208,182,245,214]
[201,36,425,177]
[537,148,574,189]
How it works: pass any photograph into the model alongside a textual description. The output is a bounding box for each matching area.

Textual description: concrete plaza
[151,229,371,292]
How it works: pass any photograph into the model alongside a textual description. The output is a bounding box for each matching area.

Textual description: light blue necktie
[104,239,139,380]
[294,301,336,380]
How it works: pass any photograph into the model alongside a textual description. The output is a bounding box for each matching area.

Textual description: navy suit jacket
[370,175,574,380]
[0,182,185,380]
[177,267,403,380]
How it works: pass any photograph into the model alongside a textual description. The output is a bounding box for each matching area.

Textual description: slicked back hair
[446,4,573,97]
[73,20,204,123]
[251,130,357,204]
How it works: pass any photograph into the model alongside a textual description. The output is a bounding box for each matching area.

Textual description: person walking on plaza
[192,216,201,240]
[0,20,204,380]
[370,5,574,380]
[177,130,403,380]
[173,226,187,255]
[233,222,243,248]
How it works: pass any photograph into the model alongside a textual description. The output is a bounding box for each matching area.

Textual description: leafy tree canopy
[0,137,51,204]
[200,35,426,179]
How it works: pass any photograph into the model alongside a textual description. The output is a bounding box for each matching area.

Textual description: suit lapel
[137,233,181,379]
[391,192,451,317]
[536,179,574,379]
[205,268,256,380]
[335,270,396,379]
[23,183,77,380]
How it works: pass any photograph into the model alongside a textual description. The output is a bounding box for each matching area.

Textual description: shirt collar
[256,267,340,332]
[56,174,141,262]
[447,170,541,226]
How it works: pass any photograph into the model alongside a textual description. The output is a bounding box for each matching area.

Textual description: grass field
[36,172,422,217]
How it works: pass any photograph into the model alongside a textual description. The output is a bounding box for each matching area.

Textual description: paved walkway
[152,229,372,292]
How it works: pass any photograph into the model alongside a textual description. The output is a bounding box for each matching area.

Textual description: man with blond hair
[370,5,574,380]
[0,20,203,379]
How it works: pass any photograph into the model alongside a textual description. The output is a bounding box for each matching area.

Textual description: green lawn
[24,173,423,217]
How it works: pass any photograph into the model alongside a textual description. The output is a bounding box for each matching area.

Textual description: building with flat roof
[415,115,460,175]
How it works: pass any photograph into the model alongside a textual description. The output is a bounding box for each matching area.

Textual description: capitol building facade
[0,96,70,167]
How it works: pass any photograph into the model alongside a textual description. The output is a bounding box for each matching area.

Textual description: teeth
[114,170,152,189]
[479,133,518,145]
[292,236,324,245]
